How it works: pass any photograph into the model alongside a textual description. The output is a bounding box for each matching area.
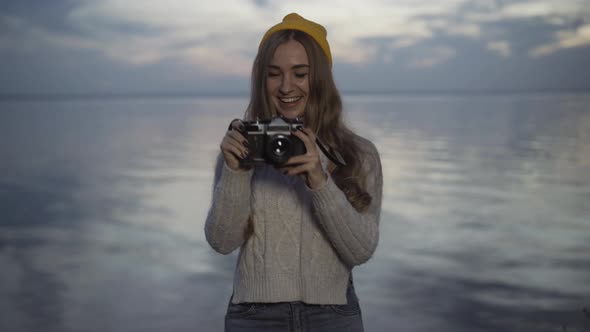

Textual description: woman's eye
[295,73,308,78]
[268,72,280,78]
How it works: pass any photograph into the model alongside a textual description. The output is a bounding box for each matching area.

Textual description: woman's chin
[277,109,305,120]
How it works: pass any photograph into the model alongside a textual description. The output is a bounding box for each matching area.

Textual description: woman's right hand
[220,119,250,171]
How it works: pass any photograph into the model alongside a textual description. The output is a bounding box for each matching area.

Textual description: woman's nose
[279,76,293,94]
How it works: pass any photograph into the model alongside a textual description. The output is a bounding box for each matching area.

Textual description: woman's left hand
[279,127,327,190]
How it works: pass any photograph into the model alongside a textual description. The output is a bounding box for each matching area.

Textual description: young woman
[205,13,383,332]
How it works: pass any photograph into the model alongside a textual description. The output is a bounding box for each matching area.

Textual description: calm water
[1,93,589,331]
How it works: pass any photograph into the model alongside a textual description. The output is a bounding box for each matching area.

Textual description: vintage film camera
[237,117,306,166]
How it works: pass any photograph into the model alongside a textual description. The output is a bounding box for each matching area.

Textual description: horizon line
[1,88,590,101]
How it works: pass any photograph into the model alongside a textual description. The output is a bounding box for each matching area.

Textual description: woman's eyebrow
[267,64,310,69]
[292,64,310,69]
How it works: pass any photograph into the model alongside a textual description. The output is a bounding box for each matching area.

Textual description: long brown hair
[246,30,371,212]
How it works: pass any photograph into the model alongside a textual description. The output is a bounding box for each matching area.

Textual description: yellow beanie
[259,13,332,65]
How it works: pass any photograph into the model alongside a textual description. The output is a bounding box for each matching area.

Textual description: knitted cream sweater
[204,135,382,305]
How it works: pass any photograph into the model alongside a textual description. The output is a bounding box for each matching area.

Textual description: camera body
[239,117,306,166]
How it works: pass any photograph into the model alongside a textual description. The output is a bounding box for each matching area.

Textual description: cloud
[459,0,590,58]
[332,42,380,64]
[1,0,472,70]
[445,23,482,38]
[500,0,588,19]
[409,46,457,68]
[0,1,270,75]
[0,13,100,54]
[3,0,589,69]
[390,37,422,49]
[530,23,590,57]
[487,40,512,57]
[425,18,481,38]
[464,0,589,22]
[1,0,590,93]
[65,0,266,72]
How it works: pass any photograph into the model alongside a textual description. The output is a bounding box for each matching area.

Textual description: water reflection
[346,93,590,331]
[0,94,589,331]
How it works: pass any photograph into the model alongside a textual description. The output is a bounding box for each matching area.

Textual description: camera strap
[316,137,347,168]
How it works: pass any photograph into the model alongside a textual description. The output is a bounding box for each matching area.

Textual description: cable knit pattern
[204,135,383,305]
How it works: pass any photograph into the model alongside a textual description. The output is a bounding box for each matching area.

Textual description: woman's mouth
[279,96,303,104]
[275,95,305,118]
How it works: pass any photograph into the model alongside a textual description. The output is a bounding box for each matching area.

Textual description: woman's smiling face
[266,39,310,120]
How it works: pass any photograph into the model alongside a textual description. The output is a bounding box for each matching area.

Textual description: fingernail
[243,141,249,147]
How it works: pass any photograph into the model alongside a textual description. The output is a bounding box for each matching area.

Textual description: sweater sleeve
[204,154,254,254]
[310,138,383,267]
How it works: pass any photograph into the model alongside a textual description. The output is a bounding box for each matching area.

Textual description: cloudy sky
[1,0,590,95]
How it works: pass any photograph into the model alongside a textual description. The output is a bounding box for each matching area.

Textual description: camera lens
[266,134,292,164]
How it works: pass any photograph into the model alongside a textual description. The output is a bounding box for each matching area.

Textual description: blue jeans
[225,280,364,332]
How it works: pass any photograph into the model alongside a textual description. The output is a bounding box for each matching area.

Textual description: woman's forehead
[270,40,309,66]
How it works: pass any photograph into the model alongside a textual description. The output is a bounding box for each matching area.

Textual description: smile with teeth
[279,96,302,103]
